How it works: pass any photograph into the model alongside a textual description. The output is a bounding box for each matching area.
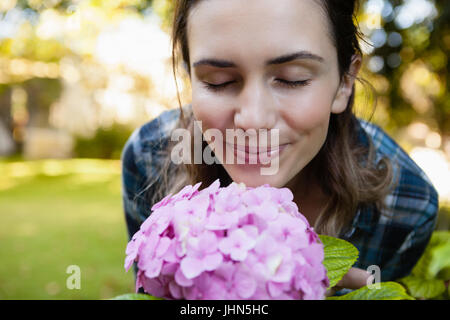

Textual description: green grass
[0,159,135,300]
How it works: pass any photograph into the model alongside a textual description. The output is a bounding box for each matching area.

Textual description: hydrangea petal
[169,280,183,299]
[234,269,257,299]
[143,258,163,278]
[180,257,203,279]
[175,267,194,287]
[203,252,223,271]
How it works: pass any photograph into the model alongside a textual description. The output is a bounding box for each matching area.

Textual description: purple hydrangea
[125,179,329,300]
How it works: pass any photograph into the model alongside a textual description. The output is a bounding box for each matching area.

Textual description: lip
[228,143,290,154]
[227,143,289,165]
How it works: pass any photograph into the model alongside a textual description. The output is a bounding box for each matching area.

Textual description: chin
[225,166,287,188]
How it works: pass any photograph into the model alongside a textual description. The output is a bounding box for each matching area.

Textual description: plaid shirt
[121,105,439,284]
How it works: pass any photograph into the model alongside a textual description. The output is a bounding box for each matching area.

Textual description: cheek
[279,87,333,134]
[192,91,233,132]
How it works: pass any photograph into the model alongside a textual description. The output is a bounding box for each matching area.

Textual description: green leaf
[108,293,163,300]
[436,267,450,281]
[327,282,415,300]
[399,275,446,299]
[319,234,359,288]
[412,231,450,279]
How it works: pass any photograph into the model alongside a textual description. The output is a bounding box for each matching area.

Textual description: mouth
[228,143,290,154]
[226,142,290,164]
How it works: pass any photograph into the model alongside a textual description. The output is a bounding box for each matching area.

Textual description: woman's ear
[331,54,362,114]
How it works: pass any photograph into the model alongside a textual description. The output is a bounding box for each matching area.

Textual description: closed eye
[202,79,311,92]
[275,79,311,88]
[203,81,236,91]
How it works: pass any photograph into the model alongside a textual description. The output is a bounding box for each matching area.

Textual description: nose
[233,77,277,132]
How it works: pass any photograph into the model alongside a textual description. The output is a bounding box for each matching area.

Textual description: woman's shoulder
[121,105,189,180]
[355,118,439,227]
[127,107,183,153]
[348,119,439,281]
[356,119,431,182]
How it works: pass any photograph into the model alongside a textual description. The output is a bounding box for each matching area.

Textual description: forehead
[187,0,335,66]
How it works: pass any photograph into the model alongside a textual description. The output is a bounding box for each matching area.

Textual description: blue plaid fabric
[121,105,439,284]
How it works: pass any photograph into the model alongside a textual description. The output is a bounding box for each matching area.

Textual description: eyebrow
[192,50,325,69]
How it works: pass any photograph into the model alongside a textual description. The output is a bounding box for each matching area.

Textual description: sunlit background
[0,0,449,299]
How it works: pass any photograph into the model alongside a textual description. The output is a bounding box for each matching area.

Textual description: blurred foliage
[24,78,62,125]
[360,0,450,134]
[13,0,154,13]
[74,123,133,159]
[398,231,450,299]
[151,0,174,32]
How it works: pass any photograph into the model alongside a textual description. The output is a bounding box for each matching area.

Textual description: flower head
[125,179,328,300]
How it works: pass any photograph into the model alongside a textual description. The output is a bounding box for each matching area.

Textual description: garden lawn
[0,159,135,299]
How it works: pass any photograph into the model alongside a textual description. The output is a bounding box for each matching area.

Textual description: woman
[121,0,438,294]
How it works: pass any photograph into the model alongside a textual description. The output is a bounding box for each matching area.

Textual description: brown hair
[147,0,395,237]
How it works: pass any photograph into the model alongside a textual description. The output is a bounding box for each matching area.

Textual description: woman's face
[187,0,360,188]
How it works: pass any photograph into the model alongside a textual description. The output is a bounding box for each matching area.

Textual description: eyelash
[203,79,311,92]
